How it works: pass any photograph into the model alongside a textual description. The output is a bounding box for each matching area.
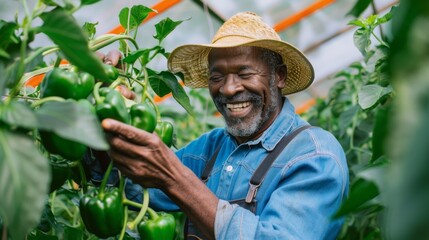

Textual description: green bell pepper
[40,131,87,161]
[170,211,186,240]
[102,64,119,83]
[39,100,92,160]
[138,208,176,240]
[130,102,157,133]
[155,121,174,147]
[40,67,95,100]
[95,87,130,124]
[49,159,70,193]
[79,187,125,238]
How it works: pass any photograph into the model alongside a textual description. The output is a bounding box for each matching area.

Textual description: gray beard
[215,76,279,138]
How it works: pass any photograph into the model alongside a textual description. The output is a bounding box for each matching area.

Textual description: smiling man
[102,12,349,240]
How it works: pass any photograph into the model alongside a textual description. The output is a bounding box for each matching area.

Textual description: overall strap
[200,125,313,193]
[201,145,221,183]
[245,125,313,203]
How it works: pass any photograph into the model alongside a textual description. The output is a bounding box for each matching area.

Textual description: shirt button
[226,165,233,172]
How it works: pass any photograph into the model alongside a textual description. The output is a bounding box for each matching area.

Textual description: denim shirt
[137,98,349,239]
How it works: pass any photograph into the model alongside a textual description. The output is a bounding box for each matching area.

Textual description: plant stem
[371,32,389,48]
[93,82,103,104]
[147,207,159,220]
[140,66,149,102]
[109,78,123,89]
[98,160,113,198]
[90,35,139,51]
[118,206,128,240]
[30,96,65,108]
[5,0,32,104]
[146,92,161,120]
[77,161,88,193]
[128,188,149,230]
[123,199,143,209]
[119,175,126,198]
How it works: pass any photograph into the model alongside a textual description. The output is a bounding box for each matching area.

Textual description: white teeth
[226,102,251,112]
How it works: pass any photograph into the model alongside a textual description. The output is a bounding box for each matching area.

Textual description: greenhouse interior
[1,0,428,239]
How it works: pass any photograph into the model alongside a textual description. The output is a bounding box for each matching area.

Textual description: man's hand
[101,118,182,189]
[96,50,123,68]
[102,120,218,240]
[97,50,136,100]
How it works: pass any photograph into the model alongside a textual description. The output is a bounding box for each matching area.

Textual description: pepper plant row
[0,1,189,239]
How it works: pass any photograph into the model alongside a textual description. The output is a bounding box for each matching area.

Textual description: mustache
[214,92,262,104]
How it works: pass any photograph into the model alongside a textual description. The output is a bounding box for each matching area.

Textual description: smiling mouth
[226,101,251,112]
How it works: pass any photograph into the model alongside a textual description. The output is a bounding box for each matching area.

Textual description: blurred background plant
[1,0,429,239]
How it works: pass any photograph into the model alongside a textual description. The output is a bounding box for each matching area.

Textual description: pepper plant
[0,0,191,239]
[302,2,395,239]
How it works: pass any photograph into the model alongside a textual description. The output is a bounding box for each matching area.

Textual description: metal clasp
[245,183,260,203]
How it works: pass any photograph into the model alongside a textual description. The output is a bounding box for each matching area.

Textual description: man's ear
[276,64,287,89]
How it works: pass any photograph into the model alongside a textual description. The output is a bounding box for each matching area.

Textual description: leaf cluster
[301,5,397,240]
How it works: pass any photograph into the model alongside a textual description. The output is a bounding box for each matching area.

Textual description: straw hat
[167,12,314,95]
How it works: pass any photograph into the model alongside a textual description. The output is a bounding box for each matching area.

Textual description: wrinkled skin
[208,46,286,143]
[101,46,287,239]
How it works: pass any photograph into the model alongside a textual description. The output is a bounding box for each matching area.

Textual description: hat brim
[168,38,314,95]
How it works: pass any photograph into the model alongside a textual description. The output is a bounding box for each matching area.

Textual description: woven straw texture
[168,12,314,95]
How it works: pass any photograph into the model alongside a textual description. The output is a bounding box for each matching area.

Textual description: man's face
[208,46,285,142]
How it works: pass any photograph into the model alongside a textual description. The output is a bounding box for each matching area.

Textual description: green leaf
[348,19,366,28]
[339,105,359,136]
[147,68,171,97]
[0,48,9,58]
[154,17,186,43]
[27,230,59,240]
[358,84,392,109]
[346,0,372,18]
[0,20,19,49]
[333,178,379,218]
[35,100,109,150]
[0,129,50,240]
[123,46,165,65]
[353,28,372,56]
[82,22,98,40]
[0,48,44,91]
[39,8,109,81]
[119,5,154,30]
[149,70,194,115]
[0,100,39,129]
[41,0,58,6]
[123,48,152,64]
[80,0,101,5]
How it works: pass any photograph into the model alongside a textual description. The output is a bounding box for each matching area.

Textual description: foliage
[385,0,429,239]
[301,5,396,240]
[0,1,190,239]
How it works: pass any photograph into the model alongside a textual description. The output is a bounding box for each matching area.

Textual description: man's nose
[220,74,244,97]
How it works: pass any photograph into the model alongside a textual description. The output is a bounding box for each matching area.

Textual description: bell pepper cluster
[36,64,180,238]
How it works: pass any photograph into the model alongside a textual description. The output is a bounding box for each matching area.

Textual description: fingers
[96,52,106,61]
[104,50,122,67]
[102,119,154,145]
[116,85,136,100]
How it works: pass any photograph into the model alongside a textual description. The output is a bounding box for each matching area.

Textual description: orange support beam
[108,0,182,34]
[273,0,336,32]
[296,98,316,115]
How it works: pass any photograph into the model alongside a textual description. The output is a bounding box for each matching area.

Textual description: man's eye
[209,75,223,82]
[238,73,253,79]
